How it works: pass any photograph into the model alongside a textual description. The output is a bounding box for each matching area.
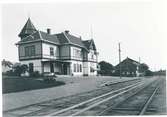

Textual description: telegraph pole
[119,43,122,78]
[137,57,141,77]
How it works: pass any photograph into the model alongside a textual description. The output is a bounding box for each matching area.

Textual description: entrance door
[50,63,54,73]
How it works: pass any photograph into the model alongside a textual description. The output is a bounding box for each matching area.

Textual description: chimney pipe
[65,30,69,34]
[47,28,51,34]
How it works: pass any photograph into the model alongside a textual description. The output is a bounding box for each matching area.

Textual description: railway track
[46,81,142,116]
[43,78,159,116]
[98,78,162,116]
[144,77,166,115]
[4,78,141,117]
[4,77,162,116]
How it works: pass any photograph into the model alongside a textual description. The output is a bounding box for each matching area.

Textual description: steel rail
[97,78,160,116]
[45,81,142,116]
[71,79,159,116]
[70,83,142,116]
[139,86,159,115]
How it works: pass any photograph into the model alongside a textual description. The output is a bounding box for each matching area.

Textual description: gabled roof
[18,18,37,37]
[115,57,140,68]
[64,32,85,47]
[82,40,91,48]
[18,18,97,51]
[125,57,140,65]
[83,39,96,50]
[55,33,69,44]
[56,32,89,50]
[19,30,96,51]
[19,30,60,44]
[40,31,60,44]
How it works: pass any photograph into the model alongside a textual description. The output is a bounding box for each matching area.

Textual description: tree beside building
[2,59,13,73]
[98,61,114,76]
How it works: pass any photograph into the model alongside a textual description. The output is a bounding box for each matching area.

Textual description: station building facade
[16,18,99,76]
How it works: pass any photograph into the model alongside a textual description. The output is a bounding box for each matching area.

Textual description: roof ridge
[40,30,57,37]
[124,57,140,64]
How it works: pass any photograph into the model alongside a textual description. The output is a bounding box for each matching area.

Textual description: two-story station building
[16,18,99,76]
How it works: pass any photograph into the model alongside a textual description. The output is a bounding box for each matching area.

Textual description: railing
[19,54,97,62]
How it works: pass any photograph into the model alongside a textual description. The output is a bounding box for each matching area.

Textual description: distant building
[153,70,166,76]
[2,59,13,73]
[16,18,99,76]
[114,57,140,77]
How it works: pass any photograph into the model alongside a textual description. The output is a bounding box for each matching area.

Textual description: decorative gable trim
[38,30,43,40]
[89,39,96,51]
[21,30,38,41]
[63,32,71,43]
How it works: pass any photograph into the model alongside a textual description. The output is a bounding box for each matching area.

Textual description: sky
[1,0,167,71]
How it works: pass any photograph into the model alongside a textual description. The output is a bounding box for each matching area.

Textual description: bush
[3,70,22,76]
[13,64,28,76]
[98,61,114,76]
[30,71,41,77]
[55,72,61,75]
[43,77,57,83]
[3,77,65,93]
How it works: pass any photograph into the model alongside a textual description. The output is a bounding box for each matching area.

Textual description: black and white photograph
[1,0,166,116]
